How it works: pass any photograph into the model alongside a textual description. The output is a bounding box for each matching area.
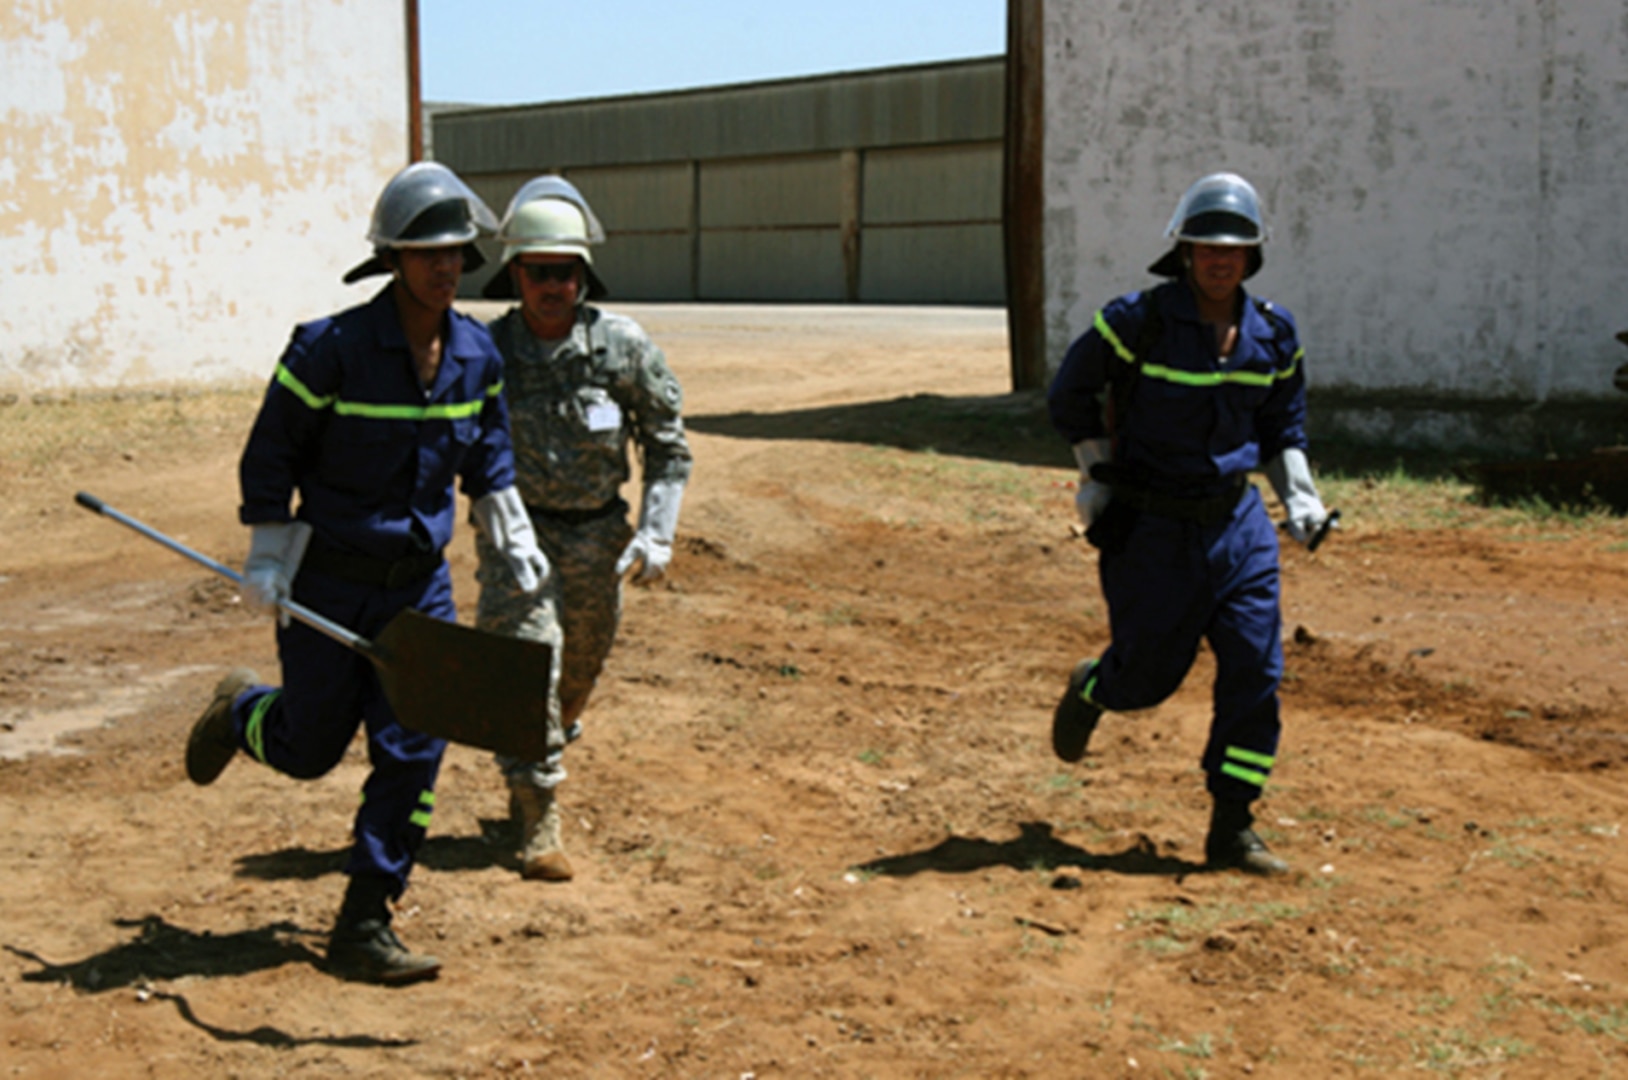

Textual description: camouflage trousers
[474,507,634,791]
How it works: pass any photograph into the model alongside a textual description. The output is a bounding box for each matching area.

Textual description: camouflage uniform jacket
[486,306,691,511]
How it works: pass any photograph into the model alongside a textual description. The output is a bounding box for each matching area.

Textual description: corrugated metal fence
[432,58,1006,305]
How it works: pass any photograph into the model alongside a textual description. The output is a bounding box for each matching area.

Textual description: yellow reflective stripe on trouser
[410,790,436,829]
[1081,664,1103,707]
[1220,745,1275,788]
[276,363,502,420]
[244,690,280,763]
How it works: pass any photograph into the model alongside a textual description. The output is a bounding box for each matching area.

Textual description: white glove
[1264,447,1331,545]
[616,479,685,583]
[1071,439,1112,527]
[242,521,313,626]
[473,486,550,593]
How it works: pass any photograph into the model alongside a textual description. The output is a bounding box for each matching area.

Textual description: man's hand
[473,487,551,593]
[242,521,313,626]
[1071,438,1112,527]
[617,479,685,583]
[1265,448,1332,546]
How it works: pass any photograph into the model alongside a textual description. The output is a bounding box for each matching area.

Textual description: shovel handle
[74,492,374,656]
[1307,508,1341,553]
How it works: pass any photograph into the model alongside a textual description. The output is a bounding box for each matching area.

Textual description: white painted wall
[1042,0,1628,407]
[0,0,408,392]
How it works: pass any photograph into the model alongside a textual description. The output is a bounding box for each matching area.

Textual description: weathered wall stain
[1,0,408,392]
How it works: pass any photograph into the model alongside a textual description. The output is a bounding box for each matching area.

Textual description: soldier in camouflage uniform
[475,176,692,881]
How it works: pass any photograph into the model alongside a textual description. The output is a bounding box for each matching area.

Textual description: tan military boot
[510,785,574,881]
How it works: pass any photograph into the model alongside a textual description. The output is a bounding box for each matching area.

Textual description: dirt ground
[4,303,1628,1079]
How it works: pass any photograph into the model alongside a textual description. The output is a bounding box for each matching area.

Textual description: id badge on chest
[584,398,622,433]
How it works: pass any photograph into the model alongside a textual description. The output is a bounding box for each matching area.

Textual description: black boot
[325,875,441,985]
[185,668,258,785]
[1205,799,1289,876]
[1051,659,1104,763]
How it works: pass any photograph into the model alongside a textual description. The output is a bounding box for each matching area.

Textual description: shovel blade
[372,609,552,761]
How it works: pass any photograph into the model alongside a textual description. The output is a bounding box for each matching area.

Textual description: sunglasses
[517,262,579,285]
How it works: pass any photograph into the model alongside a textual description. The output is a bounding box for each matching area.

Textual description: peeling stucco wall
[0,0,408,392]
[1042,0,1628,447]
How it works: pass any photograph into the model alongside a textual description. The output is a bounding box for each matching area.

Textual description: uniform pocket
[323,417,411,496]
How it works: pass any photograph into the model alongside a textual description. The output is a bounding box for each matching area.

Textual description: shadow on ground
[686,391,1478,483]
[853,821,1197,879]
[687,391,1070,470]
[6,918,415,1047]
[7,915,320,990]
[233,823,513,882]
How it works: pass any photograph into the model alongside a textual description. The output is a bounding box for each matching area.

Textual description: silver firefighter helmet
[343,161,499,284]
[1148,172,1267,279]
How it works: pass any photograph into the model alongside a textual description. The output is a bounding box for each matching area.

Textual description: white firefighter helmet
[343,161,499,284]
[482,175,608,300]
[1148,172,1267,279]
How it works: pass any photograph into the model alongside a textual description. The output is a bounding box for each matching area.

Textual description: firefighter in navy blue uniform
[183,162,551,984]
[1046,172,1332,876]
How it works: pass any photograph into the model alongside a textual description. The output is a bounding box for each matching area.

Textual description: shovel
[74,492,552,761]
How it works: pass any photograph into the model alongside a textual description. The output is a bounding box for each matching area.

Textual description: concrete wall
[0,0,410,393]
[433,59,1007,305]
[1040,0,1628,454]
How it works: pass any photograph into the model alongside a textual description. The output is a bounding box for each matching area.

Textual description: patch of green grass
[1157,1031,1219,1058]
[1538,999,1628,1043]
[1035,772,1078,794]
[1405,1025,1536,1072]
[1480,838,1550,870]
[821,605,860,627]
[1306,451,1628,538]
[850,445,1055,516]
[0,388,262,476]
[856,748,886,767]
[1414,992,1457,1016]
[1124,898,1307,951]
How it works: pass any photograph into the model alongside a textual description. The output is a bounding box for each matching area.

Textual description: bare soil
[4,304,1628,1078]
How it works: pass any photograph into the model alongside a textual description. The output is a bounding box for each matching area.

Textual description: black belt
[525,498,627,526]
[302,539,444,589]
[1089,464,1247,525]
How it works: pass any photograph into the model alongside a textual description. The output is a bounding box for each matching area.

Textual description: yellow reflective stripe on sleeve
[1093,310,1136,364]
[244,690,280,763]
[275,365,336,410]
[276,364,502,420]
[409,789,436,829]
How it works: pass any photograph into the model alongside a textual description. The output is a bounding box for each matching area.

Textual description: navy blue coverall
[1047,279,1309,806]
[229,285,516,895]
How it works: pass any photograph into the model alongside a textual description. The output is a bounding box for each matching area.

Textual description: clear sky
[420,0,1008,106]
